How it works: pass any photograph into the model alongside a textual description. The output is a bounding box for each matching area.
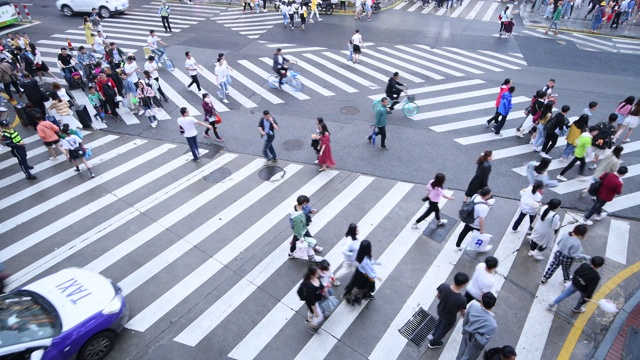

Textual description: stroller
[69,69,86,90]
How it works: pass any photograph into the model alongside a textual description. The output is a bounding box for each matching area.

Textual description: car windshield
[0,290,61,348]
[0,1,11,7]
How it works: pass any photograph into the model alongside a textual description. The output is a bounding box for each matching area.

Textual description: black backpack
[543,113,561,134]
[102,82,116,99]
[459,195,478,224]
[297,282,307,301]
[592,122,614,149]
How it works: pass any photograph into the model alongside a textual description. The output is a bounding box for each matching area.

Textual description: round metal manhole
[258,165,285,182]
[203,167,232,183]
[340,106,360,115]
[282,139,304,151]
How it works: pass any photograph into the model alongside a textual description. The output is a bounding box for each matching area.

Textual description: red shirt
[495,85,509,108]
[96,78,117,98]
[598,172,623,202]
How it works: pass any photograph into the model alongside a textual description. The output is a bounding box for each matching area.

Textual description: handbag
[421,181,432,202]
[588,172,610,197]
[214,114,222,124]
[84,147,92,159]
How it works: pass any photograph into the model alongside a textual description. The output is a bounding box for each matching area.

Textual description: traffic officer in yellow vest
[158,1,172,33]
[1,120,36,180]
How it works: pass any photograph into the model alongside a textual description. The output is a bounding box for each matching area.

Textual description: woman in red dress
[317,122,335,171]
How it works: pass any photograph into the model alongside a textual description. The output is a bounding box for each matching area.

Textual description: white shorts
[623,115,639,129]
[594,148,608,157]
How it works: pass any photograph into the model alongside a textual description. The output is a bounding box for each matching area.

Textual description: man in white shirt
[184,51,202,92]
[456,187,492,248]
[465,256,498,303]
[147,30,167,65]
[93,31,108,54]
[177,107,212,162]
[123,55,139,84]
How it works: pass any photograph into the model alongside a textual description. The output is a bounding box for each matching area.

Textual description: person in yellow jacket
[560,114,589,161]
[309,0,323,22]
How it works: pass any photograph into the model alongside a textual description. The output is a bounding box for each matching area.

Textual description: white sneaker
[533,146,542,152]
[222,99,229,103]
[411,223,420,230]
[547,303,557,311]
[593,212,608,220]
[151,122,157,128]
[137,109,145,115]
[563,280,572,289]
[588,163,597,170]
[528,250,534,257]
[318,18,323,21]
[516,132,524,138]
[580,218,593,225]
[556,175,568,181]
[157,62,163,68]
[437,219,448,226]
[309,19,314,23]
[540,153,551,159]
[50,157,57,161]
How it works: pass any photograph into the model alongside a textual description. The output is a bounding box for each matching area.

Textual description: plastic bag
[84,147,92,159]
[468,233,493,252]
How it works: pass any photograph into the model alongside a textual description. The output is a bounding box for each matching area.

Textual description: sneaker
[547,303,557,311]
[90,173,95,178]
[588,163,597,170]
[532,146,542,152]
[26,175,37,180]
[364,294,376,300]
[540,279,548,285]
[580,218,593,225]
[437,219,448,226]
[222,99,229,103]
[593,212,608,220]
[495,133,503,137]
[528,250,535,257]
[157,62,163,68]
[366,135,372,143]
[309,255,324,262]
[540,153,551,159]
[486,121,492,128]
[563,280,572,289]
[428,341,443,349]
[215,137,224,142]
[572,306,586,313]
[512,228,520,233]
[203,132,211,138]
[622,138,631,142]
[74,168,80,172]
[516,132,524,138]
[556,175,568,181]
[427,334,434,341]
[312,246,323,252]
[50,157,57,161]
[309,19,314,23]
[137,109,145,115]
[288,252,294,259]
[411,223,420,230]
[332,280,341,286]
[151,122,157,128]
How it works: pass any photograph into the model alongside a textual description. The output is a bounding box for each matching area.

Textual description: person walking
[556,126,599,181]
[547,256,604,313]
[184,51,203,93]
[525,158,559,188]
[316,122,335,171]
[516,90,546,138]
[486,79,511,128]
[614,99,640,143]
[214,53,233,104]
[590,113,618,169]
[36,116,65,160]
[298,264,325,333]
[581,166,627,225]
[48,92,82,130]
[540,105,571,159]
[242,0,255,13]
[334,223,360,282]
[60,126,95,178]
[202,93,223,141]
[559,114,589,161]
[258,110,278,162]
[83,16,94,47]
[545,1,564,35]
[1,120,36,180]
[582,101,598,121]
[582,145,623,195]
[177,107,212,163]
[589,2,606,32]
[143,69,168,105]
[343,240,382,304]
[492,86,514,136]
[456,187,492,249]
[532,101,555,152]
[309,0,323,22]
[29,43,57,84]
[289,194,323,261]
[426,272,469,349]
[158,1,173,33]
[498,6,510,36]
[136,80,159,127]
[364,0,373,20]
[95,71,121,121]
[386,72,407,112]
[613,96,635,131]
[0,57,22,101]
[456,292,498,360]
[464,151,492,201]
[18,73,46,115]
[465,257,498,304]
[511,180,544,233]
[411,173,455,230]
[368,97,389,150]
[540,224,590,285]
[483,346,517,360]
[351,29,365,63]
[528,198,562,260]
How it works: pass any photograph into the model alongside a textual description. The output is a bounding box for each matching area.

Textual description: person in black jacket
[540,105,570,159]
[19,73,47,115]
[464,151,492,201]
[385,72,407,112]
[547,256,604,313]
[272,48,295,89]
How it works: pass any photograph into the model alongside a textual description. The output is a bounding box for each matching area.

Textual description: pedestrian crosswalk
[521,28,640,54]
[1,131,636,360]
[393,0,512,22]
[212,7,283,39]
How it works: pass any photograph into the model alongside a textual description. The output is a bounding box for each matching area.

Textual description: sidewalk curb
[591,289,640,360]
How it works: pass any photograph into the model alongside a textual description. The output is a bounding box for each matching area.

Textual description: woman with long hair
[83,16,94,46]
[540,224,590,285]
[512,180,544,233]
[614,95,635,130]
[464,150,492,201]
[29,43,57,84]
[516,90,546,138]
[343,240,382,305]
[486,78,511,128]
[532,101,555,152]
[201,93,223,141]
[560,114,590,161]
[299,264,325,333]
[136,80,158,127]
[528,198,562,260]
[317,122,335,171]
[214,53,233,104]
[581,145,624,196]
[614,99,640,142]
[334,223,360,283]
[411,173,455,230]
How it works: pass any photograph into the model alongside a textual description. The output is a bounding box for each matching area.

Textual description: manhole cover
[203,167,232,183]
[340,106,360,115]
[421,213,456,243]
[528,20,542,24]
[398,307,438,347]
[258,165,285,181]
[282,139,304,151]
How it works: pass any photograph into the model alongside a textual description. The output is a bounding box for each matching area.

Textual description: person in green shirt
[367,97,389,150]
[556,126,599,181]
[545,2,564,35]
[87,85,105,122]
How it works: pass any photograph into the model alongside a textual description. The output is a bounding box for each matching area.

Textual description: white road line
[65,29,149,42]
[36,40,137,53]
[247,35,261,39]
[339,51,424,83]
[414,87,500,107]
[266,43,297,47]
[227,66,285,104]
[98,22,182,32]
[102,18,190,28]
[414,45,502,71]
[173,175,374,347]
[516,213,573,358]
[406,1,423,11]
[455,128,519,144]
[0,141,166,259]
[421,2,436,13]
[482,2,499,21]
[141,5,221,13]
[211,12,282,20]
[274,47,328,52]
[167,69,230,112]
[322,52,388,82]
[466,0,484,19]
[394,1,410,9]
[230,25,274,30]
[540,31,617,52]
[239,30,268,34]
[478,50,528,65]
[445,47,520,69]
[612,38,640,44]
[0,136,118,189]
[551,164,640,194]
[435,6,448,15]
[125,11,207,20]
[224,20,282,26]
[5,154,236,291]
[124,164,320,332]
[240,59,310,100]
[379,46,464,77]
[395,45,483,74]
[493,138,568,160]
[571,33,614,46]
[607,191,640,213]
[365,49,445,80]
[615,43,640,49]
[120,14,198,24]
[606,219,629,265]
[83,158,264,276]
[149,1,227,10]
[369,79,484,99]
[228,182,415,360]
[410,96,530,121]
[198,67,258,108]
[51,34,147,47]
[155,76,201,115]
[522,29,551,38]
[256,56,335,96]
[302,53,380,89]
[216,16,282,23]
[73,27,171,36]
[450,0,471,17]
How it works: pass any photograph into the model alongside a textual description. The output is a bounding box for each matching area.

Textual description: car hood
[24,268,116,331]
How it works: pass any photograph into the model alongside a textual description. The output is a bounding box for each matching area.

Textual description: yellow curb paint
[559,261,640,358]
[0,93,21,127]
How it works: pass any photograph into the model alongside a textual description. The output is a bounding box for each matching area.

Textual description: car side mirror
[30,349,45,360]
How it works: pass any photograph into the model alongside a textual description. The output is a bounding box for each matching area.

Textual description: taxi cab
[0,268,128,360]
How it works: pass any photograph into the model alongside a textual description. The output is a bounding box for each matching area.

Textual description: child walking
[61,126,95,178]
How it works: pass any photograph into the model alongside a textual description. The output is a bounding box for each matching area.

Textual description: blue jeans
[186,135,199,160]
[533,123,546,148]
[151,48,165,62]
[562,143,575,158]
[262,139,277,160]
[550,283,588,310]
[585,198,607,219]
[548,19,559,32]
[61,67,73,84]
[218,81,228,101]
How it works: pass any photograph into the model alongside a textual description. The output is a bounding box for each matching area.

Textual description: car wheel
[78,331,116,360]
[61,5,73,16]
[99,6,111,18]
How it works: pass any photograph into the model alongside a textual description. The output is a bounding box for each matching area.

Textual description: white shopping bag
[291,237,318,260]
[468,233,493,253]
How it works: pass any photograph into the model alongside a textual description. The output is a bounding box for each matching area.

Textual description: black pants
[416,200,441,223]
[187,74,201,91]
[290,229,312,253]
[243,2,253,10]
[11,147,32,178]
[300,13,306,26]
[161,15,172,31]
[493,113,508,134]
[430,314,457,346]
[456,223,479,248]
[154,77,168,101]
[486,108,501,125]
[277,66,288,84]
[530,240,546,252]
[585,2,597,17]
[3,81,21,98]
[104,97,119,118]
[387,92,401,110]
[611,12,622,28]
[541,132,558,154]
[373,126,386,148]
[204,120,221,139]
[499,22,506,33]
[512,211,535,231]
[289,13,295,26]
[585,198,607,219]
[464,291,476,304]
[262,0,267,9]
[340,1,346,9]
[559,156,586,176]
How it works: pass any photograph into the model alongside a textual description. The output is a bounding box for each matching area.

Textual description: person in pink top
[317,122,335,171]
[486,78,512,128]
[411,173,455,230]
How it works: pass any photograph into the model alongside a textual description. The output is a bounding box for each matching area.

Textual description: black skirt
[352,44,361,54]
[36,61,50,72]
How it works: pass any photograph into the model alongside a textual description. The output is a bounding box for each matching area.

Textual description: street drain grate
[258,165,285,182]
[282,139,304,151]
[203,167,232,184]
[422,213,456,243]
[398,307,438,347]
[340,106,360,115]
